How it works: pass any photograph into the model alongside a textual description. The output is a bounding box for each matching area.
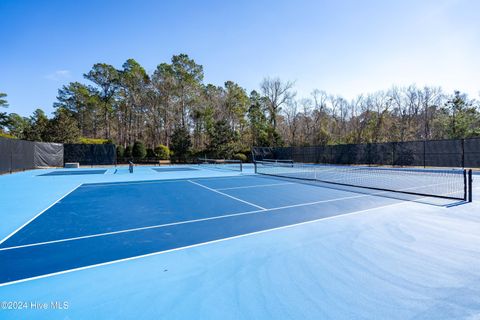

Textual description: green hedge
[0,132,15,139]
[234,153,247,162]
[154,144,171,160]
[78,137,110,144]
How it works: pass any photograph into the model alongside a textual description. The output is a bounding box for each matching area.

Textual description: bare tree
[260,77,296,132]
[419,86,443,140]
[283,100,300,145]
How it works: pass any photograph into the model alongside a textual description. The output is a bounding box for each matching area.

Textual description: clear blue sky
[1,0,479,116]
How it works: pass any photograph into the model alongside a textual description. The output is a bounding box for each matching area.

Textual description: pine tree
[45,108,80,143]
[132,141,147,159]
[0,92,9,130]
[171,127,191,162]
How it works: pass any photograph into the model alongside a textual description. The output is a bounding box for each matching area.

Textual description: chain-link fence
[253,137,480,168]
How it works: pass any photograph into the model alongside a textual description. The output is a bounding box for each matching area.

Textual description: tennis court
[0,163,479,319]
[1,173,409,285]
[38,169,108,176]
[152,167,199,172]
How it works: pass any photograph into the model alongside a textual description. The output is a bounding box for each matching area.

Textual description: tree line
[1,53,479,161]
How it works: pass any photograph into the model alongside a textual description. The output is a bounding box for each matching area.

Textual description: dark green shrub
[233,153,247,162]
[124,145,133,158]
[132,141,147,159]
[116,145,125,159]
[146,148,156,158]
[154,144,170,160]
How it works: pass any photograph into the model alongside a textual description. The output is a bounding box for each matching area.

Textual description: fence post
[468,169,473,202]
[462,139,465,168]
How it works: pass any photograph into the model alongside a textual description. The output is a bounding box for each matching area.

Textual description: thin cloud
[44,70,71,81]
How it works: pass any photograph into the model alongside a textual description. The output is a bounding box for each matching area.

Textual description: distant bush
[132,141,147,159]
[116,145,125,158]
[0,132,15,139]
[154,144,170,160]
[78,137,110,144]
[233,153,247,162]
[125,145,133,158]
[146,148,156,158]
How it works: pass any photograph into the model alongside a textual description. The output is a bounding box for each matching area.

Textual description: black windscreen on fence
[465,138,480,167]
[253,137,480,168]
[11,139,35,171]
[0,138,35,173]
[34,142,64,167]
[1,137,116,173]
[0,137,14,173]
[63,144,116,166]
[0,138,64,173]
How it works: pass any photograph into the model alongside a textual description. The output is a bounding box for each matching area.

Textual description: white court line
[80,174,259,188]
[217,182,295,191]
[0,208,264,251]
[189,175,259,182]
[81,179,191,187]
[0,191,374,252]
[0,184,84,246]
[188,180,267,210]
[0,199,412,288]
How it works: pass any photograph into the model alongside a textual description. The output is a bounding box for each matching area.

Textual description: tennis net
[197,158,243,172]
[254,160,472,201]
[261,159,294,166]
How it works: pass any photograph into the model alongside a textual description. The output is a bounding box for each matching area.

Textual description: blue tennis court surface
[0,175,403,284]
[0,165,479,319]
[38,169,107,176]
[152,167,198,172]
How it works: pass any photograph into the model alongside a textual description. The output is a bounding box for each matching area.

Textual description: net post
[464,169,467,201]
[240,161,243,172]
[468,169,473,202]
[254,161,257,174]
